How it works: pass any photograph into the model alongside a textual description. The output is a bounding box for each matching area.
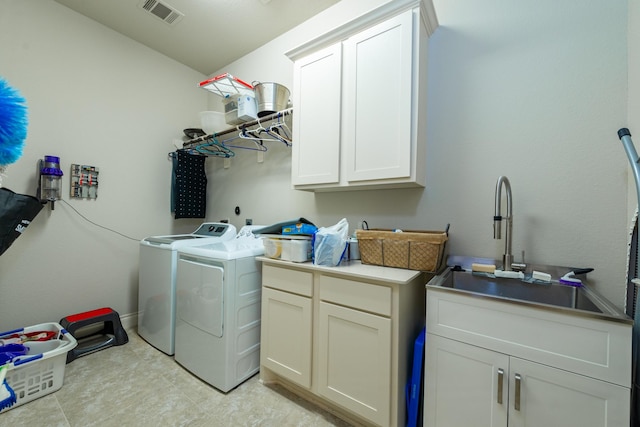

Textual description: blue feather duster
[0,78,28,166]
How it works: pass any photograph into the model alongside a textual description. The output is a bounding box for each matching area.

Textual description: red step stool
[60,307,128,363]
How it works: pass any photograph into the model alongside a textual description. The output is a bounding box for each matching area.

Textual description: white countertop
[257,256,429,285]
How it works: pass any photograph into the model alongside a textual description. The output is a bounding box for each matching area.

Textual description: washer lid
[141,222,237,248]
[144,235,203,244]
[178,238,265,260]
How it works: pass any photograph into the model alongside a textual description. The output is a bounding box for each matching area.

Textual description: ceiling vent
[138,0,184,26]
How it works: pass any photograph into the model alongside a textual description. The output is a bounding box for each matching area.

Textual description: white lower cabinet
[425,335,508,427]
[261,287,312,388]
[508,357,628,427]
[424,288,632,427]
[259,259,427,427]
[425,335,629,427]
[317,301,392,426]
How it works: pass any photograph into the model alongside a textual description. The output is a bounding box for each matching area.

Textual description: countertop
[257,257,431,285]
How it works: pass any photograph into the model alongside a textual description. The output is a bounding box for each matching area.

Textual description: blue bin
[406,327,425,427]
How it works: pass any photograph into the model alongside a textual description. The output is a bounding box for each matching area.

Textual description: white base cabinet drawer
[319,274,392,315]
[262,264,313,296]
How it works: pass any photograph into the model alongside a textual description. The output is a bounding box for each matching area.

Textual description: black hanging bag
[0,187,43,256]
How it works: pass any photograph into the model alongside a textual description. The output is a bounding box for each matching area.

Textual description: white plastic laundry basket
[0,322,77,413]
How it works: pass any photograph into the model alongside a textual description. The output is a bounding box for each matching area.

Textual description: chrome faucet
[493,176,513,271]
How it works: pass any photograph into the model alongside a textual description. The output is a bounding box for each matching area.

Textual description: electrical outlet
[245,219,253,225]
[220,218,229,224]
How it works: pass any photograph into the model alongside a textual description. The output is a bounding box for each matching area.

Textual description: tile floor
[0,329,352,427]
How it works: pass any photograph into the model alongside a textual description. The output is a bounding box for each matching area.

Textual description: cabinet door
[343,9,413,183]
[260,287,313,388]
[291,43,342,186]
[317,301,392,426]
[424,335,509,427]
[508,357,630,427]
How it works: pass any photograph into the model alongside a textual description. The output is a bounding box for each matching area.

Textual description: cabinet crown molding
[286,0,438,61]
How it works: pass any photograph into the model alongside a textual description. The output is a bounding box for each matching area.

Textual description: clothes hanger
[195,137,235,158]
[242,117,289,146]
[168,148,206,158]
[195,144,232,158]
[267,112,292,146]
[227,126,268,152]
[265,126,292,146]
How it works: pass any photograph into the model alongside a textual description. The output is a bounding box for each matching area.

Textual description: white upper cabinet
[290,44,342,186]
[343,11,413,183]
[287,0,438,191]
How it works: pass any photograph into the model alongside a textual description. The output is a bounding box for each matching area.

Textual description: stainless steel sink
[427,267,631,322]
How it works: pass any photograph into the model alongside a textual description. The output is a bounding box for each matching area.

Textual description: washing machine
[138,222,236,355]
[174,227,265,392]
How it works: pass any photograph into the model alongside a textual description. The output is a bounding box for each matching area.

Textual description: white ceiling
[54,0,340,75]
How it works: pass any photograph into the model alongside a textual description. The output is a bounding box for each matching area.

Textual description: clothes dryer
[138,222,236,355]
[175,229,264,392]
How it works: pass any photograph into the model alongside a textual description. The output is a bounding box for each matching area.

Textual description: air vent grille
[138,0,184,26]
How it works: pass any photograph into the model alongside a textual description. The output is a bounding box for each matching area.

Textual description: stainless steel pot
[253,82,290,117]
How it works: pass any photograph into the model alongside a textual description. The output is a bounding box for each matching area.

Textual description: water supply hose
[618,128,640,426]
[618,127,640,303]
[619,128,640,208]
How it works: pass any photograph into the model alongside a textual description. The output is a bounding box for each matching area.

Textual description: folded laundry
[0,330,57,346]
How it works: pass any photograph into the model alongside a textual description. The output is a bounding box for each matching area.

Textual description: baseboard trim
[119,312,138,331]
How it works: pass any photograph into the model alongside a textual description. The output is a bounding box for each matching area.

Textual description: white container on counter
[262,235,312,263]
[284,239,312,263]
[347,237,360,260]
[263,238,283,259]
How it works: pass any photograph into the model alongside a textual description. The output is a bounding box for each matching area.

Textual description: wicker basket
[355,229,448,272]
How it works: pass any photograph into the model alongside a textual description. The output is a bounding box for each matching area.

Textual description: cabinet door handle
[497,368,504,404]
[514,373,522,411]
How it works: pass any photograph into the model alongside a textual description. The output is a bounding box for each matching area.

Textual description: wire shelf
[198,73,254,97]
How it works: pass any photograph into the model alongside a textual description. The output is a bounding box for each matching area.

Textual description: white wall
[0,0,635,332]
[0,0,208,329]
[210,0,633,309]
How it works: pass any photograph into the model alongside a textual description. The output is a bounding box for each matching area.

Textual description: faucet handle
[511,250,526,272]
[511,250,527,271]
[511,263,526,272]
